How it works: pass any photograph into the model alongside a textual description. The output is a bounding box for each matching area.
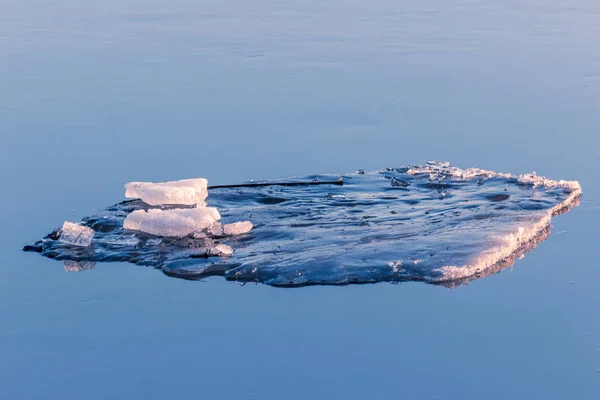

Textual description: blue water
[2,1,600,398]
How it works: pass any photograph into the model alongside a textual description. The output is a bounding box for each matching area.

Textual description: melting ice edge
[24,162,581,288]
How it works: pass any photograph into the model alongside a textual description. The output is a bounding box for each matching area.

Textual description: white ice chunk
[123,207,221,237]
[208,244,233,257]
[125,178,208,206]
[208,222,224,236]
[223,221,253,236]
[59,221,95,247]
[190,231,207,239]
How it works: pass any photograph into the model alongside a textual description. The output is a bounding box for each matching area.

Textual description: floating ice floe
[123,207,221,237]
[59,221,95,247]
[24,163,581,288]
[125,178,208,206]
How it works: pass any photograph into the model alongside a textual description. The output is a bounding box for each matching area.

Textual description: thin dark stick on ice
[116,179,344,206]
[207,178,343,189]
[164,180,344,248]
[159,180,344,245]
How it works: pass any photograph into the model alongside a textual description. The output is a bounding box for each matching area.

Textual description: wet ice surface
[24,163,581,288]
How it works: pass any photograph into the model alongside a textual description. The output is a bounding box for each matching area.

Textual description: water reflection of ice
[63,260,96,273]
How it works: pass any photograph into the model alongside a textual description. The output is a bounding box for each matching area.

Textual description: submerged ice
[24,162,581,288]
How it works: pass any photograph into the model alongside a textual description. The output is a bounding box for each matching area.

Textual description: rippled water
[25,162,581,287]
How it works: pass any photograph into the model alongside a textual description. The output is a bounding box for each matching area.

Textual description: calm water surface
[1,1,599,399]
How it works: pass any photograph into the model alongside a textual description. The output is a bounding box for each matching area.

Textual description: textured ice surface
[123,207,221,237]
[24,163,581,288]
[125,178,208,206]
[59,222,95,247]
